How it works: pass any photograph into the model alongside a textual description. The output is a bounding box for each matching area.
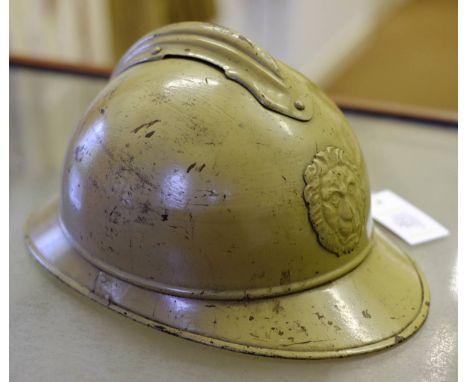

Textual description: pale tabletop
[10,68,457,382]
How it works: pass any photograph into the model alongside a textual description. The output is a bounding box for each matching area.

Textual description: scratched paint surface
[10,64,457,379]
[60,58,371,299]
[23,21,436,362]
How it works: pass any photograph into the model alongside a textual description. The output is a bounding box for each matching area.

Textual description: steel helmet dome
[25,22,429,359]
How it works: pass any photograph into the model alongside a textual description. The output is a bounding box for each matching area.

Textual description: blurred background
[9,0,458,178]
[10,0,457,107]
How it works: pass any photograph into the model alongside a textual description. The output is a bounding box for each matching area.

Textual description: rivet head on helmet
[294,100,305,110]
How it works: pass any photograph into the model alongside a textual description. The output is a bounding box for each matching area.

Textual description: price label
[371,190,449,245]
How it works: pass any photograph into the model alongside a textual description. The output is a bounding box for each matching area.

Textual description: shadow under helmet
[25,22,429,359]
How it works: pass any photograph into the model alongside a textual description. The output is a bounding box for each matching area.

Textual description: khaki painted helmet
[25,22,429,359]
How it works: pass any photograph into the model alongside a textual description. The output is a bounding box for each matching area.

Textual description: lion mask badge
[303,147,366,256]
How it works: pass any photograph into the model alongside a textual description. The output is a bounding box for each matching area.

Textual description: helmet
[25,22,429,359]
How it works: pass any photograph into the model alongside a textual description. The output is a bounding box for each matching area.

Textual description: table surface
[10,69,458,382]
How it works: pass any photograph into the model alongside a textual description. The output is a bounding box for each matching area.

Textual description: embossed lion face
[304,147,366,256]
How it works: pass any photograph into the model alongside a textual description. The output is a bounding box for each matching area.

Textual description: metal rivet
[151,46,162,55]
[294,100,305,111]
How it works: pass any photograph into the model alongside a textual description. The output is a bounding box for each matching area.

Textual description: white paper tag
[371,190,449,245]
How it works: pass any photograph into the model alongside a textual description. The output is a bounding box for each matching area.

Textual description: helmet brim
[25,198,429,359]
